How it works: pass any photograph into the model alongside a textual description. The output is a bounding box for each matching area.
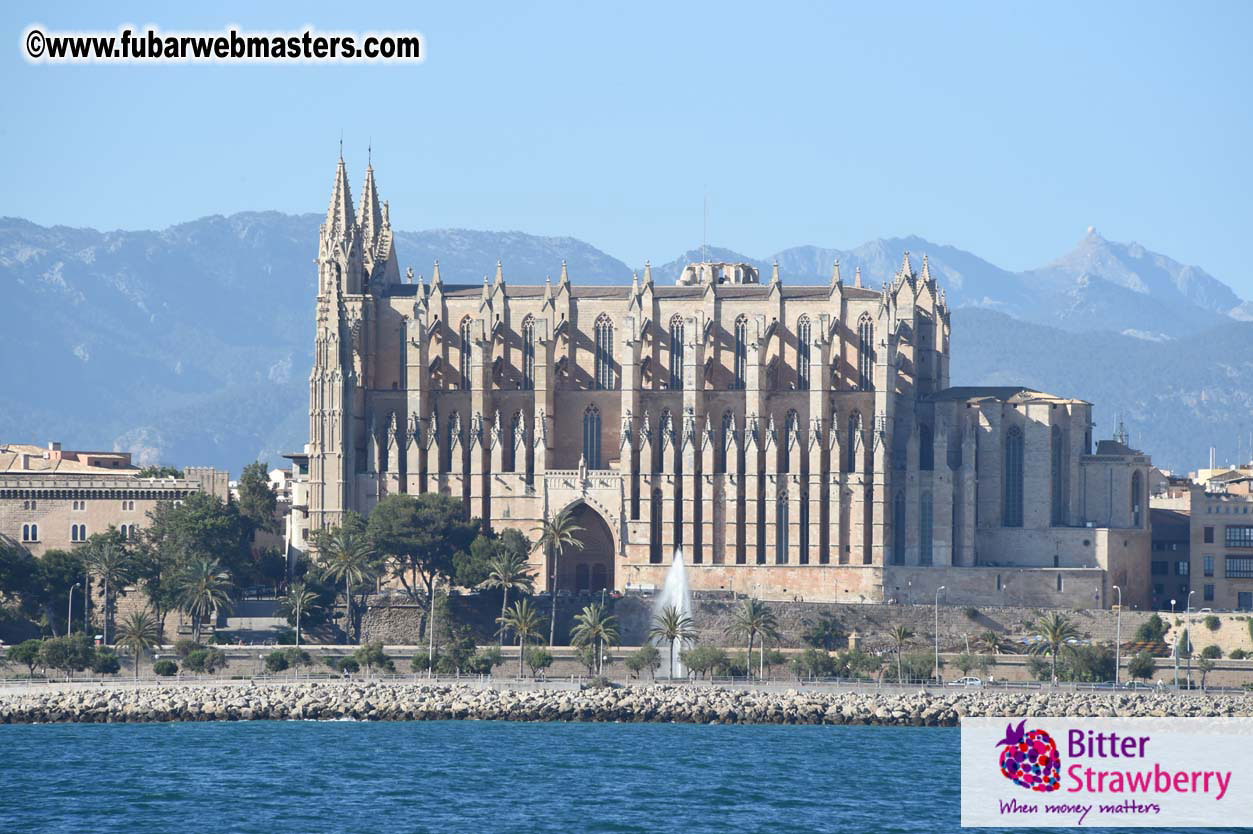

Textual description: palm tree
[497,599,544,678]
[317,527,377,643]
[976,629,1013,656]
[484,550,535,646]
[85,542,133,645]
[649,604,696,679]
[889,625,915,683]
[116,610,160,680]
[176,558,234,643]
[531,508,584,646]
[723,598,778,679]
[571,603,621,675]
[279,582,320,647]
[1029,612,1080,684]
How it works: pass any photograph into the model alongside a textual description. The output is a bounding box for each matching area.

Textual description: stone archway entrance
[556,502,615,594]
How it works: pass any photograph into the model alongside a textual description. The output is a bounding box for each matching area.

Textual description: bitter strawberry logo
[996,720,1061,792]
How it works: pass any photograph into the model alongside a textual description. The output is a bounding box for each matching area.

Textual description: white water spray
[651,547,693,679]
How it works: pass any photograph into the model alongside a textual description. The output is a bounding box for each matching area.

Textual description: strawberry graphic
[996,720,1061,792]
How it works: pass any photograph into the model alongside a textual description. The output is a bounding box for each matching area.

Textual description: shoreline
[1,681,1249,726]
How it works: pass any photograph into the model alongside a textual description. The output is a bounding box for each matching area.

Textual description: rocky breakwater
[1,683,1250,726]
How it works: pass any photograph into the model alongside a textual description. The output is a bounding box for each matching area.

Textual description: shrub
[1127,651,1156,681]
[1176,629,1192,659]
[353,641,393,673]
[91,651,121,675]
[964,607,980,621]
[835,649,882,680]
[6,639,44,676]
[39,634,94,676]
[152,659,178,677]
[1204,615,1221,632]
[281,648,312,668]
[1134,614,1167,643]
[1229,648,1247,660]
[183,647,227,674]
[790,647,836,679]
[173,639,200,659]
[1026,656,1052,681]
[953,652,990,678]
[800,615,844,650]
[524,647,553,676]
[264,651,289,673]
[899,651,941,683]
[583,676,615,689]
[1062,645,1115,682]
[1201,645,1222,660]
[624,645,660,679]
[274,628,297,646]
[680,645,729,679]
[467,647,503,675]
[410,652,438,672]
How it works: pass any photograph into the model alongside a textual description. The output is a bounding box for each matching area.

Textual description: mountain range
[2,213,1250,475]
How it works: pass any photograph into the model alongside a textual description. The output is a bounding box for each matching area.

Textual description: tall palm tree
[571,603,621,675]
[723,598,779,679]
[1030,612,1080,684]
[531,508,584,646]
[976,629,1013,656]
[649,604,696,679]
[279,582,320,647]
[85,542,133,645]
[889,625,915,683]
[176,558,234,643]
[317,528,377,643]
[484,550,535,646]
[116,610,160,680]
[497,599,544,678]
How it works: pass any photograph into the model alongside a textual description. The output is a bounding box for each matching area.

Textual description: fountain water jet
[651,547,693,679]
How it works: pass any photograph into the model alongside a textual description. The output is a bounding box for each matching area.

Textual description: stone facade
[305,158,1153,609]
[1152,480,1253,611]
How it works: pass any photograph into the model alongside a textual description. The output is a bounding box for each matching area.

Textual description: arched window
[594,314,614,390]
[777,489,789,564]
[1004,426,1024,527]
[520,315,535,390]
[920,492,933,566]
[892,492,906,565]
[721,410,735,473]
[847,412,861,472]
[1131,471,1143,528]
[583,405,602,469]
[668,315,684,389]
[796,316,811,390]
[459,317,473,390]
[649,488,663,563]
[1051,425,1066,525]
[920,423,934,471]
[857,313,874,391]
[733,315,748,389]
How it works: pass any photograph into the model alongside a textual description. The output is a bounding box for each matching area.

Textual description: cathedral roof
[927,386,1090,406]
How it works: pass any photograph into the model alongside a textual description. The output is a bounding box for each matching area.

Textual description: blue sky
[3,1,1251,296]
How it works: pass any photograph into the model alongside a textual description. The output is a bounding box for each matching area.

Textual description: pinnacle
[324,155,355,235]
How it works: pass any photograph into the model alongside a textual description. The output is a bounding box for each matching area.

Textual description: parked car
[948,676,982,687]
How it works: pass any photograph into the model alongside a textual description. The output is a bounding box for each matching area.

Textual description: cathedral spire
[831,259,842,287]
[899,250,914,280]
[324,154,355,237]
[359,160,383,249]
[854,265,863,288]
[559,259,570,287]
[494,259,505,289]
[431,260,442,287]
[631,270,640,296]
[920,253,933,284]
[770,260,780,285]
[643,260,653,287]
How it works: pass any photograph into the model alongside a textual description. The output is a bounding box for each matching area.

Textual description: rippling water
[0,722,1233,833]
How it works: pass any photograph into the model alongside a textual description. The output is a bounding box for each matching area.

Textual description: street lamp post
[1185,591,1196,686]
[1112,585,1122,687]
[68,582,81,636]
[935,586,946,683]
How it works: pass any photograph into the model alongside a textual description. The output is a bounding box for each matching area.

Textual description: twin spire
[322,149,387,250]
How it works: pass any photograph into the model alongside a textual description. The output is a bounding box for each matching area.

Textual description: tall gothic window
[521,315,535,390]
[668,315,684,389]
[1050,425,1066,526]
[796,316,811,390]
[776,489,789,564]
[920,492,933,566]
[594,314,614,390]
[583,405,602,469]
[857,314,874,391]
[798,489,809,564]
[733,315,748,389]
[1004,426,1024,527]
[1131,470,1143,528]
[892,492,906,565]
[920,423,934,471]
[459,317,473,390]
[649,488,663,563]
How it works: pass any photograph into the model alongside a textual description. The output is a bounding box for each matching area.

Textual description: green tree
[0,540,37,611]
[625,645,661,680]
[129,541,181,639]
[152,659,178,676]
[278,582,320,647]
[570,603,620,676]
[888,625,916,683]
[91,651,121,675]
[1201,644,1222,659]
[1197,656,1215,690]
[790,647,836,680]
[265,650,290,673]
[483,537,535,646]
[531,507,585,646]
[353,641,394,674]
[1134,614,1168,643]
[649,603,697,679]
[316,526,377,643]
[1127,650,1156,681]
[975,629,1014,655]
[19,548,85,636]
[82,535,133,644]
[143,492,252,585]
[524,646,554,677]
[837,648,883,680]
[115,610,160,680]
[176,558,234,642]
[236,461,278,534]
[953,651,991,678]
[39,634,94,678]
[6,638,43,677]
[138,465,183,479]
[454,534,499,590]
[801,615,844,651]
[182,647,227,674]
[497,598,544,678]
[724,598,779,679]
[681,645,730,679]
[1030,612,1081,684]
